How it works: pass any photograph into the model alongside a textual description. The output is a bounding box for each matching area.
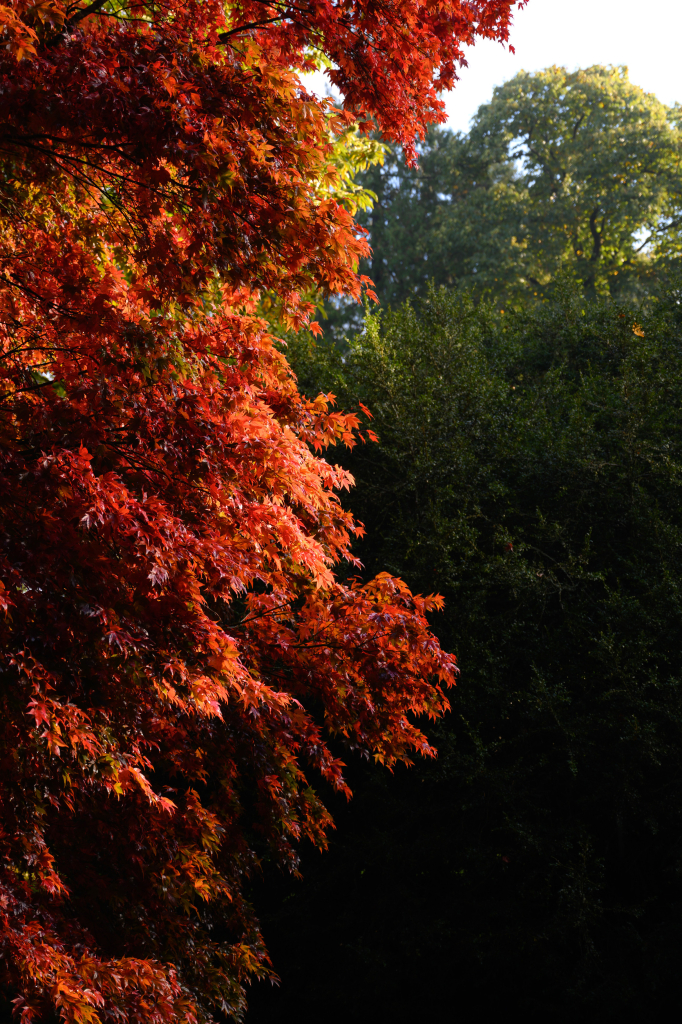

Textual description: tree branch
[218,16,283,40]
[65,0,108,30]
[588,207,603,263]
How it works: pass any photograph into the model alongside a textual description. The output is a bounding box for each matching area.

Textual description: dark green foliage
[318,125,477,339]
[353,127,479,307]
[252,285,682,1020]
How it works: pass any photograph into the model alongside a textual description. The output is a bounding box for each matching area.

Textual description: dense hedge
[248,286,682,1022]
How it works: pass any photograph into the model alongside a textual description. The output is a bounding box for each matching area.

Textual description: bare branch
[218,16,283,40]
[65,0,108,30]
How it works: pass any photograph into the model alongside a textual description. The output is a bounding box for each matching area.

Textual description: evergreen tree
[252,283,682,1022]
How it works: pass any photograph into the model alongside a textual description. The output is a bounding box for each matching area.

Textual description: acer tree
[0,0,522,1021]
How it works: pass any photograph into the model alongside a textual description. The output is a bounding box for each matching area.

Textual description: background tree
[0,1,521,1021]
[330,65,682,331]
[252,284,682,1021]
[461,65,682,301]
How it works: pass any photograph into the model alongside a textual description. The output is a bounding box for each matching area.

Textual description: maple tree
[0,0,521,1021]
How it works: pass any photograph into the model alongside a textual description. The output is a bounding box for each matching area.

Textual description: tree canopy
[462,65,682,299]
[0,1,523,1021]
[339,65,682,327]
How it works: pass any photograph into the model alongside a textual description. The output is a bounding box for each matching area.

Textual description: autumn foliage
[0,1,518,1020]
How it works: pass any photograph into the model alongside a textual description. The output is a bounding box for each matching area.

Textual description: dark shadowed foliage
[248,284,682,1022]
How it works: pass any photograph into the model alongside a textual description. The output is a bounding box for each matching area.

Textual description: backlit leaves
[0,0,519,1019]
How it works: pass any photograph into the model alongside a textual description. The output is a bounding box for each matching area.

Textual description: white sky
[445,0,682,133]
